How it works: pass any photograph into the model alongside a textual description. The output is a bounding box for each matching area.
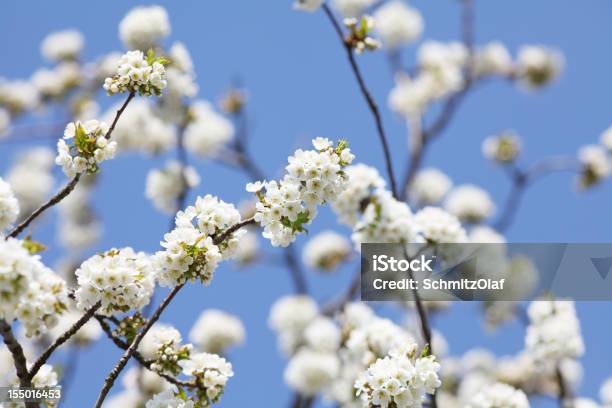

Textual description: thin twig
[7,175,81,239]
[493,157,578,232]
[321,4,399,199]
[0,319,37,408]
[93,283,185,408]
[27,302,101,380]
[95,315,194,389]
[6,91,136,240]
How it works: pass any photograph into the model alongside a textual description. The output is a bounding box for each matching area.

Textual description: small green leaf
[22,239,47,255]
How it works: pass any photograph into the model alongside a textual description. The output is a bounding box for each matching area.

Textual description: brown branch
[212,217,256,245]
[94,283,185,408]
[7,175,81,239]
[27,302,101,381]
[0,319,37,408]
[95,315,194,389]
[321,4,399,199]
[556,365,574,408]
[6,91,136,240]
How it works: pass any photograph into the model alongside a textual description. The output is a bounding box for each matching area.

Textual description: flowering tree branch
[321,4,399,199]
[26,302,101,381]
[6,91,136,240]
[0,319,31,385]
[95,315,195,389]
[94,283,185,408]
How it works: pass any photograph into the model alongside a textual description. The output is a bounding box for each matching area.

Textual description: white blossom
[332,0,376,18]
[469,226,506,244]
[103,50,168,97]
[577,144,611,188]
[107,99,175,154]
[31,62,81,98]
[284,348,340,396]
[269,295,319,355]
[146,161,200,214]
[57,181,102,250]
[444,185,495,223]
[179,352,233,404]
[409,168,453,206]
[146,390,194,408]
[374,1,423,48]
[40,30,84,62]
[355,343,441,408]
[525,300,584,364]
[473,41,513,77]
[233,229,259,264]
[304,316,341,352]
[5,148,55,216]
[330,163,385,226]
[482,131,522,163]
[75,247,155,316]
[413,206,467,243]
[0,238,69,337]
[303,230,351,271]
[599,126,612,151]
[467,382,529,408]
[600,377,612,406]
[164,42,198,100]
[253,139,354,247]
[189,309,246,354]
[0,177,19,231]
[0,79,39,114]
[119,5,171,50]
[139,324,184,360]
[352,190,419,247]
[517,45,563,89]
[388,73,441,117]
[346,317,415,363]
[184,101,234,157]
[154,195,244,287]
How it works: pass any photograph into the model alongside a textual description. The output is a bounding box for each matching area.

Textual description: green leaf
[22,239,47,255]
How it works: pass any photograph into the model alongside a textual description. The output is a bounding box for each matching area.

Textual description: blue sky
[1,1,612,406]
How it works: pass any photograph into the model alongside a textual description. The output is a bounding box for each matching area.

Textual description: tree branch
[321,4,399,199]
[27,302,101,381]
[6,91,136,240]
[93,283,185,408]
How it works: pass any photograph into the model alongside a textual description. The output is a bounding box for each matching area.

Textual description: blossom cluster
[302,230,351,272]
[55,120,117,178]
[0,238,69,337]
[41,30,84,62]
[178,352,234,406]
[250,138,354,247]
[482,131,522,163]
[330,164,386,226]
[408,168,452,206]
[106,99,175,154]
[103,50,168,97]
[146,161,201,214]
[443,184,495,224]
[189,309,246,354]
[373,1,423,49]
[183,101,234,158]
[142,324,192,376]
[4,147,55,216]
[119,5,171,50]
[525,300,584,364]
[355,344,441,408]
[0,177,19,232]
[466,382,530,408]
[154,195,244,287]
[74,247,156,316]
